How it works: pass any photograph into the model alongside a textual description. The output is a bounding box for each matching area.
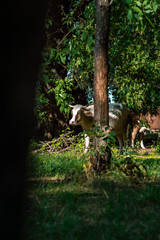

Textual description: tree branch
[100,0,114,8]
[108,0,114,7]
[58,21,84,46]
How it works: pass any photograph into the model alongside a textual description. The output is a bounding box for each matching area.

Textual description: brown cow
[131,109,160,149]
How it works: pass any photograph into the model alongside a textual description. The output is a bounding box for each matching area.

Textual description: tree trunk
[91,0,111,171]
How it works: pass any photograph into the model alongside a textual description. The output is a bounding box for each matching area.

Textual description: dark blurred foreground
[1,1,47,239]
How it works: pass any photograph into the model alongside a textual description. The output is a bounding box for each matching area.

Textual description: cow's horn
[69,104,74,108]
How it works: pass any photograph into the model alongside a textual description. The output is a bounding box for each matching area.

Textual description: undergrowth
[24,139,160,240]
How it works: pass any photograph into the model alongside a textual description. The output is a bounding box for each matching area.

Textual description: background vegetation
[35,0,160,139]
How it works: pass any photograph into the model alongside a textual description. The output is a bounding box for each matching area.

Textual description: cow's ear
[69,105,74,108]
[81,105,89,111]
[81,106,93,117]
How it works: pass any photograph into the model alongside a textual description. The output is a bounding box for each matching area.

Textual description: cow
[131,109,160,149]
[69,103,131,153]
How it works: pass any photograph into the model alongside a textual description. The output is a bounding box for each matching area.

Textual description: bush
[156,141,160,153]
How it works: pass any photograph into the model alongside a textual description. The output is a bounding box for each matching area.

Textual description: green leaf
[132,6,143,15]
[60,55,66,64]
[152,2,159,12]
[134,14,140,20]
[144,4,152,10]
[127,9,133,20]
[136,1,142,7]
[145,10,152,13]
[144,14,154,26]
[125,0,132,5]
[109,131,116,137]
[86,44,90,52]
[143,0,148,6]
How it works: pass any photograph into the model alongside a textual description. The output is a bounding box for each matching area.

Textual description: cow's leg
[84,134,90,153]
[139,127,149,149]
[131,125,139,148]
[117,134,123,152]
[140,132,145,149]
[122,131,127,148]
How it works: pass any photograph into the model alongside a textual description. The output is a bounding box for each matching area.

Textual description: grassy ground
[24,147,160,240]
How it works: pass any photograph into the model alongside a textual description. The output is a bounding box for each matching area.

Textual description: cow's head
[69,104,91,125]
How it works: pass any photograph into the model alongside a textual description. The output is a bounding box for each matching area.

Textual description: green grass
[28,151,85,179]
[24,149,160,240]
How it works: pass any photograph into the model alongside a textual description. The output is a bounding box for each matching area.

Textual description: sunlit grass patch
[28,151,85,179]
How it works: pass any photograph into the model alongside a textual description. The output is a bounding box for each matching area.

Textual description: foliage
[31,125,116,156]
[30,129,85,153]
[60,1,96,90]
[35,0,96,121]
[35,84,50,124]
[40,0,159,114]
[156,141,160,153]
[52,0,96,111]
[35,48,54,123]
[35,0,160,133]
[54,78,75,115]
[111,0,160,112]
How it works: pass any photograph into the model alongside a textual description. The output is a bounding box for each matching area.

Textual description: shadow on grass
[25,176,160,240]
[25,151,160,239]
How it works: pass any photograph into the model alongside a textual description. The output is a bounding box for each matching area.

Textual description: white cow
[69,103,130,153]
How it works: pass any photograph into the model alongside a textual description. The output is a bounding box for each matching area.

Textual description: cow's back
[145,109,160,130]
[86,103,130,134]
[109,103,130,134]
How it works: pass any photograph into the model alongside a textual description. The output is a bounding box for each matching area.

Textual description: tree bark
[94,0,110,146]
[91,0,111,171]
